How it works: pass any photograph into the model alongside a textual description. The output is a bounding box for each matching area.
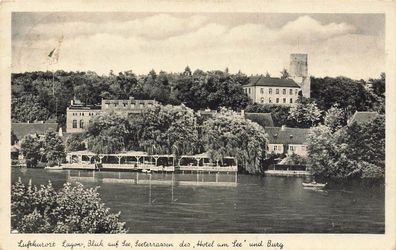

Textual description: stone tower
[289,53,310,98]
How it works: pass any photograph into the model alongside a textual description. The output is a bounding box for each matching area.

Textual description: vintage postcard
[0,0,395,249]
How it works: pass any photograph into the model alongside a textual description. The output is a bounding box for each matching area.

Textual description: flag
[48,35,63,65]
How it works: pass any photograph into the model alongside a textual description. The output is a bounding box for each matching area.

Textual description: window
[274,145,278,151]
[80,120,84,129]
[283,89,286,95]
[295,89,298,95]
[248,88,251,94]
[283,98,286,103]
[290,98,293,103]
[276,98,279,103]
[72,120,77,128]
[289,145,295,151]
[82,113,84,116]
[269,88,272,94]
[260,97,264,103]
[260,88,264,94]
[289,89,293,95]
[276,89,279,94]
[269,97,272,103]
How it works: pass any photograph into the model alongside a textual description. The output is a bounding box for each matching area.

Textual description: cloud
[12,14,384,79]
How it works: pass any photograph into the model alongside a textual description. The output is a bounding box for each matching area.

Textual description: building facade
[101,97,158,114]
[66,97,159,133]
[265,126,310,156]
[243,53,311,104]
[243,77,301,105]
[66,105,101,133]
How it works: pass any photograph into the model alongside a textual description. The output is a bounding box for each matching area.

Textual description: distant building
[289,53,310,98]
[101,97,158,114]
[243,53,311,104]
[348,111,382,125]
[243,77,301,105]
[265,126,310,156]
[66,97,159,133]
[66,102,101,133]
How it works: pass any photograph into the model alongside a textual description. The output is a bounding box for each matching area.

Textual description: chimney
[71,100,74,106]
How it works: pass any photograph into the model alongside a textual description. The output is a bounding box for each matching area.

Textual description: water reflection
[12,168,384,233]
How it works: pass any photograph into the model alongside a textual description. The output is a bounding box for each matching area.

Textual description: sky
[12,12,385,79]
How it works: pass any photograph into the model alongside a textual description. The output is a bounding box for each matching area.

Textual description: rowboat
[302,181,327,188]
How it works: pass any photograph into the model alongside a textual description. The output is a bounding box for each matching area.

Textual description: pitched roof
[348,111,381,125]
[12,122,58,140]
[245,75,300,88]
[245,113,274,127]
[266,126,310,145]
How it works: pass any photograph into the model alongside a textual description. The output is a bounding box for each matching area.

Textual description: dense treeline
[307,116,385,179]
[12,69,385,129]
[11,68,250,127]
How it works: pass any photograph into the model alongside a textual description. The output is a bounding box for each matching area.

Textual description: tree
[20,135,42,168]
[86,112,131,154]
[306,116,385,179]
[130,104,199,156]
[11,179,127,233]
[369,72,385,97]
[287,98,322,128]
[66,133,86,152]
[323,103,347,132]
[202,109,267,173]
[310,76,378,114]
[43,131,66,166]
[280,68,290,79]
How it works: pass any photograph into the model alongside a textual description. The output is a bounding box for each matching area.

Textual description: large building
[243,53,311,104]
[244,77,301,105]
[66,97,158,133]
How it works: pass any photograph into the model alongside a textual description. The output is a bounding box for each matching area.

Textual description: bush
[11,179,127,233]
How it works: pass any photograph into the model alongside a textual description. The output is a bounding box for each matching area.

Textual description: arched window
[72,120,77,128]
[269,88,272,94]
[276,89,279,94]
[80,120,84,129]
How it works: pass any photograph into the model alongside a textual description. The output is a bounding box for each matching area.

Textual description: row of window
[245,88,299,95]
[104,103,153,109]
[260,97,294,104]
[72,120,84,129]
[71,112,96,116]
[271,145,307,151]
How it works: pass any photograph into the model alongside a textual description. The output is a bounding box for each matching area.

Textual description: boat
[141,169,151,173]
[302,181,327,188]
[44,165,64,170]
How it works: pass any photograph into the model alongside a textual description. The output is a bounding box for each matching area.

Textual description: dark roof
[245,113,274,127]
[68,105,101,110]
[266,127,310,145]
[245,75,300,88]
[348,111,381,125]
[12,123,58,140]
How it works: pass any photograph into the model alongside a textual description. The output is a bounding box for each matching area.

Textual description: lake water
[12,168,384,233]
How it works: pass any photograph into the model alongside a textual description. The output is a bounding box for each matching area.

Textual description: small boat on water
[44,166,64,170]
[141,169,151,173]
[302,181,327,188]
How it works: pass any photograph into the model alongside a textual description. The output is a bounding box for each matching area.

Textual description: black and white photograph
[1,1,396,249]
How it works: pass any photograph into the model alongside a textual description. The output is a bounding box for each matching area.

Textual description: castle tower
[289,53,310,98]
